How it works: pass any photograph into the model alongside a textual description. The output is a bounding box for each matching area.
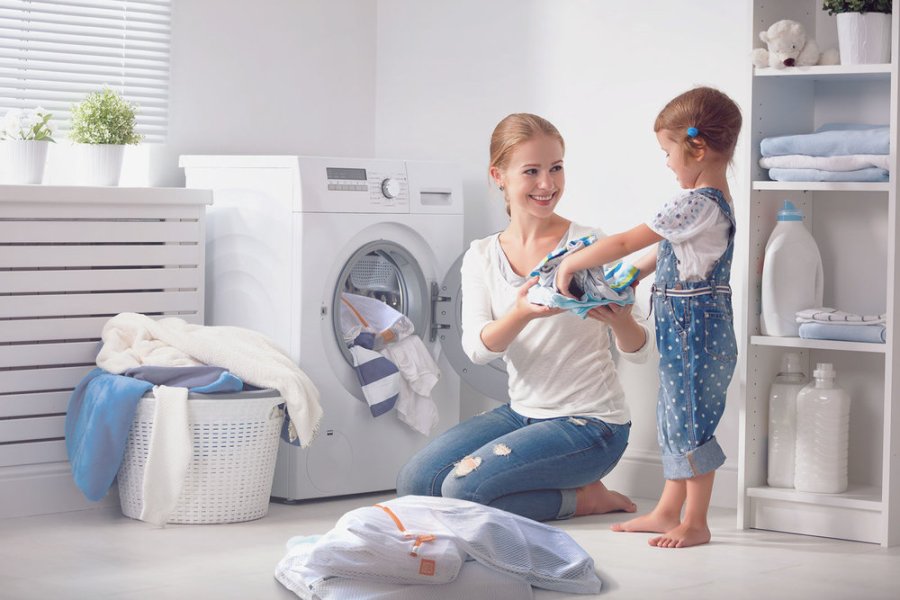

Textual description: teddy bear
[752,19,839,69]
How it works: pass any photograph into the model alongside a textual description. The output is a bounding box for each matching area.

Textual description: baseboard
[602,449,738,509]
[0,462,116,519]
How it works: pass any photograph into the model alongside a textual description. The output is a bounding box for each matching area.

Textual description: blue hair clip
[686,127,699,138]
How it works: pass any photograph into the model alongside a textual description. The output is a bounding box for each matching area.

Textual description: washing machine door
[435,252,510,402]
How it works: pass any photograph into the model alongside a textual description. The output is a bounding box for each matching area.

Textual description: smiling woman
[395,113,652,522]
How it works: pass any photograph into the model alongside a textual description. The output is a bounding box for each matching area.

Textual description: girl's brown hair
[489,113,565,216]
[654,87,742,161]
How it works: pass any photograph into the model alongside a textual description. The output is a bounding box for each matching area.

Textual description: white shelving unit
[0,185,212,518]
[738,0,900,546]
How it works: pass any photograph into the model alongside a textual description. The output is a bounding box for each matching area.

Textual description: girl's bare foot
[649,522,711,548]
[574,480,637,516]
[610,510,680,533]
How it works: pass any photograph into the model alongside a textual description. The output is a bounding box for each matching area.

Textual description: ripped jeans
[395,404,630,521]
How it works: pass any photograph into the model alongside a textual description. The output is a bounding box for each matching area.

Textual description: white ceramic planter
[836,12,892,65]
[2,139,49,184]
[77,143,125,186]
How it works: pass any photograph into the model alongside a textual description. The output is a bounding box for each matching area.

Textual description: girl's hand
[554,265,576,298]
[516,276,564,321]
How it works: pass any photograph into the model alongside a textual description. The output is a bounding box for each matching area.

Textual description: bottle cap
[814,362,835,379]
[780,352,802,374]
[777,200,804,222]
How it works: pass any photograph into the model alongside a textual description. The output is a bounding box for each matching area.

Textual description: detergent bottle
[760,201,824,337]
[766,352,806,488]
[794,363,851,494]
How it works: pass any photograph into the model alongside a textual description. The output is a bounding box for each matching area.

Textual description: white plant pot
[836,12,892,65]
[2,139,49,184]
[77,143,125,186]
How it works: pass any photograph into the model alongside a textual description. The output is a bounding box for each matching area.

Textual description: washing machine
[180,155,507,501]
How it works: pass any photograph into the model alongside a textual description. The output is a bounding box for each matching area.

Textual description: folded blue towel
[768,167,889,182]
[761,126,889,157]
[798,322,886,344]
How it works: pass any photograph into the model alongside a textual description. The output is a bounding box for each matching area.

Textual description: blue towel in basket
[66,367,245,502]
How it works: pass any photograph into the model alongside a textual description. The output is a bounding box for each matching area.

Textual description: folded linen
[759,154,891,171]
[767,167,888,182]
[799,322,886,344]
[796,307,885,325]
[760,126,889,157]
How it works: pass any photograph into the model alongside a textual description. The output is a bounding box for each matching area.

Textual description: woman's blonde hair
[654,87,742,161]
[489,113,565,216]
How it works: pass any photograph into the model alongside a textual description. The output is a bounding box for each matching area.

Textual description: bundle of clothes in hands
[760,123,890,183]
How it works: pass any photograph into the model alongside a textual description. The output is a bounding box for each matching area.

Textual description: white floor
[1,493,898,600]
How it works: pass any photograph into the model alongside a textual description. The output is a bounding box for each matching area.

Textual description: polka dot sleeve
[647,191,721,244]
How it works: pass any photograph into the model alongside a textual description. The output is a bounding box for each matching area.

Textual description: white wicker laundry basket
[117,389,284,524]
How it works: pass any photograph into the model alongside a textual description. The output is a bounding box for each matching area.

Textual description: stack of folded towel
[760,123,890,182]
[796,307,886,343]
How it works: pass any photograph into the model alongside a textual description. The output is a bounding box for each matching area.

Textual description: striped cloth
[349,345,400,417]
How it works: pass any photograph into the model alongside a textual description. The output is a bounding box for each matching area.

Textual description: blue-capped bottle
[760,200,824,336]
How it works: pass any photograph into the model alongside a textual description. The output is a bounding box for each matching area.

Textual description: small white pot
[836,12,892,65]
[77,143,125,186]
[2,139,49,184]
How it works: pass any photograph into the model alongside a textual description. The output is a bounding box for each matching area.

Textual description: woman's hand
[586,302,634,327]
[516,276,564,321]
[587,302,646,353]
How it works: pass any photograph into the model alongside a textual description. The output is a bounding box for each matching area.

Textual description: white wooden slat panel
[0,391,70,418]
[1,267,201,293]
[0,415,65,442]
[0,341,98,368]
[0,366,92,394]
[0,244,201,268]
[0,290,202,318]
[0,203,204,220]
[0,220,201,243]
[0,440,67,467]
[0,315,111,343]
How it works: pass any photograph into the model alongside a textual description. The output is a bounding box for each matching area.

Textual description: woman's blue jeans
[396,404,630,521]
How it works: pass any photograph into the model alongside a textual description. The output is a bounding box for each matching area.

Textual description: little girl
[555,86,742,548]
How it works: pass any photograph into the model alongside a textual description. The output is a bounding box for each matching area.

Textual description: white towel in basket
[97,312,322,447]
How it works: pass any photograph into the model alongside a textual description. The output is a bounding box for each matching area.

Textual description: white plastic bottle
[794,363,851,494]
[767,352,806,488]
[760,200,824,337]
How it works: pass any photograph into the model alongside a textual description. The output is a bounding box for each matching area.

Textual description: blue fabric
[653,187,736,480]
[527,234,635,317]
[66,368,153,501]
[348,345,400,417]
[799,322,886,343]
[396,404,630,522]
[768,167,888,182]
[760,126,889,157]
[123,365,244,392]
[66,367,251,502]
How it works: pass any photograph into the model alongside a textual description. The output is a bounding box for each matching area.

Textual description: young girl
[556,87,742,548]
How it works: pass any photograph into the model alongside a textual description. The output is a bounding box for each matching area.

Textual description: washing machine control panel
[325,166,409,209]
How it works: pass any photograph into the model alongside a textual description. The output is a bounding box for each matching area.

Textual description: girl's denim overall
[651,188,737,480]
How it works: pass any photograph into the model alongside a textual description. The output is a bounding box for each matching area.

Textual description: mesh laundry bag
[275,538,533,600]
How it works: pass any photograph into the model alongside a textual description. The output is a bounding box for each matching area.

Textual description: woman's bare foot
[649,522,711,548]
[610,510,680,533]
[574,480,637,516]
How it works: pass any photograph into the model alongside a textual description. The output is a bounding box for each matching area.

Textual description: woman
[396,113,651,521]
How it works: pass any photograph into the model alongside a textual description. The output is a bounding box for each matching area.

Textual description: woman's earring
[499,185,505,191]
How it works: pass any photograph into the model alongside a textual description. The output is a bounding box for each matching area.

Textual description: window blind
[0,0,171,142]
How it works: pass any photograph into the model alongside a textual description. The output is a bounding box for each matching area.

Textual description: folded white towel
[796,307,885,326]
[97,312,321,447]
[760,154,890,172]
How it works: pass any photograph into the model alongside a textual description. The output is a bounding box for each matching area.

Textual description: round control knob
[381,178,401,199]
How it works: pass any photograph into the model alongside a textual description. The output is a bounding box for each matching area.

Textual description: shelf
[746,484,883,512]
[750,336,886,353]
[752,181,890,192]
[754,64,891,82]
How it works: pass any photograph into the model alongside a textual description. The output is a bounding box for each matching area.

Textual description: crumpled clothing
[527,234,637,318]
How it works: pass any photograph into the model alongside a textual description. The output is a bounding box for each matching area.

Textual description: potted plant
[823,0,893,64]
[1,108,55,184]
[69,87,143,186]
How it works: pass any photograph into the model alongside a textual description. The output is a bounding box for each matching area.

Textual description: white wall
[149,0,378,187]
[375,0,751,506]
